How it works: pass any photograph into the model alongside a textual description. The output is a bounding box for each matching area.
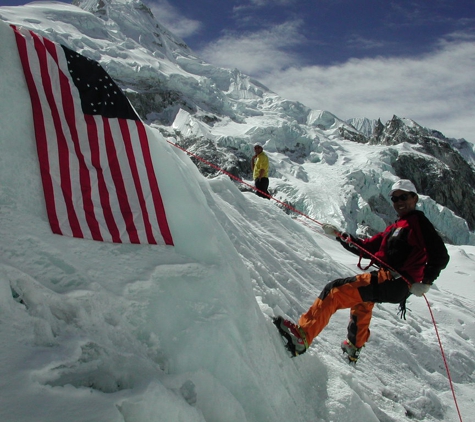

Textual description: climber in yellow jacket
[251,143,270,199]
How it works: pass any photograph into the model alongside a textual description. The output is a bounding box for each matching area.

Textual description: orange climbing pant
[298,268,409,348]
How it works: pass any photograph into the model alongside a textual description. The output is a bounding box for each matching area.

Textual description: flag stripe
[85,114,121,243]
[12,26,62,234]
[135,122,174,245]
[44,36,103,241]
[12,25,174,246]
[31,31,84,238]
[103,117,140,243]
[119,119,156,244]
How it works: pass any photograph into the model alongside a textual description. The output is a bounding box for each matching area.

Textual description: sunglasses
[390,193,413,203]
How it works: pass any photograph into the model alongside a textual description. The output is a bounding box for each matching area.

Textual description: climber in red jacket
[275,179,450,362]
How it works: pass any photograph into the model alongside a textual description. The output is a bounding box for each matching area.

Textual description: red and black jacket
[340,210,449,284]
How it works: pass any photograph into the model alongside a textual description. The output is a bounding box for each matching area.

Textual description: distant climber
[274,179,450,361]
[251,143,270,199]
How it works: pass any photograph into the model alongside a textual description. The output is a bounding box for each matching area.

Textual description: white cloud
[198,20,305,74]
[346,35,387,50]
[147,0,202,38]
[259,39,475,141]
[235,0,295,8]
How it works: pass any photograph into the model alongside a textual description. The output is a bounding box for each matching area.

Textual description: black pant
[255,177,270,199]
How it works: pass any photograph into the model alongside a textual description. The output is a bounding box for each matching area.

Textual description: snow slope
[1,5,475,422]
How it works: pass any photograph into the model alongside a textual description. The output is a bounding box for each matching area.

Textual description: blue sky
[3,0,475,142]
[150,0,473,65]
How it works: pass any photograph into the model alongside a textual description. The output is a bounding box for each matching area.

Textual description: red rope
[423,295,464,422]
[167,139,463,421]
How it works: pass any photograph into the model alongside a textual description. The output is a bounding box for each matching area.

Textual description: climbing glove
[409,282,431,297]
[322,223,340,237]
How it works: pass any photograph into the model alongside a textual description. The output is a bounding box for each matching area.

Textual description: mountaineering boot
[273,316,308,357]
[341,339,362,363]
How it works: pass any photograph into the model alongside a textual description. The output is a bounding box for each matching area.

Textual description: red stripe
[42,38,103,241]
[119,119,157,244]
[85,115,122,242]
[12,26,62,234]
[135,122,174,245]
[30,31,83,238]
[102,118,140,243]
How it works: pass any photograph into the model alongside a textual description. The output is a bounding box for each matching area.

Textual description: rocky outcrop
[392,152,475,230]
[370,116,475,229]
[174,137,252,180]
[339,126,368,144]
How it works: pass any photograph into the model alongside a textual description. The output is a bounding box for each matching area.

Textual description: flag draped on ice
[11,25,174,246]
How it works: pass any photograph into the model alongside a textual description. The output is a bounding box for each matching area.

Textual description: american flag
[11,25,174,246]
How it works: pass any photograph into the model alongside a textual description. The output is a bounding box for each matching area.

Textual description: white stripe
[48,39,96,239]
[92,115,124,242]
[24,31,72,237]
[116,120,148,243]
[127,122,154,237]
[52,42,95,240]
[128,122,161,241]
